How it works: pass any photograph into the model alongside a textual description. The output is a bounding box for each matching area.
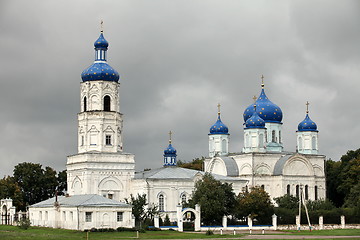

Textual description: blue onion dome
[94,33,108,49]
[81,31,120,82]
[243,88,283,123]
[209,105,229,135]
[245,105,266,129]
[81,62,119,82]
[298,104,318,132]
[164,143,177,155]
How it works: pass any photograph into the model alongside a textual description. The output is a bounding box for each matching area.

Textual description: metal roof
[30,194,131,208]
[221,157,239,176]
[273,154,293,175]
[135,166,245,182]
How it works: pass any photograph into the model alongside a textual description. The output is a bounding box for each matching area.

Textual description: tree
[125,193,159,228]
[274,194,298,209]
[0,176,23,210]
[326,148,360,207]
[235,186,274,224]
[187,173,236,225]
[177,157,204,171]
[12,162,64,210]
[57,170,67,195]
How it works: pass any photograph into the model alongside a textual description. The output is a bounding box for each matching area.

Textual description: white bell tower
[208,104,229,157]
[66,26,135,201]
[296,101,319,154]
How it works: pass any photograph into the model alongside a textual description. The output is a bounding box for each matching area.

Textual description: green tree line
[0,162,67,211]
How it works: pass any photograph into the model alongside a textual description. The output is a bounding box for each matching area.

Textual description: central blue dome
[209,115,229,135]
[298,114,318,132]
[243,89,283,123]
[81,62,119,82]
[245,107,266,129]
[81,32,120,82]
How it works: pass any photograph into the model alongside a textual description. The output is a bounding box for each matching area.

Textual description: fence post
[272,214,277,230]
[341,215,345,229]
[319,216,323,230]
[296,215,300,231]
[222,216,227,230]
[154,215,159,228]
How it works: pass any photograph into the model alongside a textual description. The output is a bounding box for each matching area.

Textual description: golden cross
[169,130,172,144]
[100,20,104,33]
[261,74,265,88]
[306,101,309,114]
[217,103,221,115]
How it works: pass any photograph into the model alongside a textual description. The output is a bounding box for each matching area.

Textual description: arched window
[222,139,227,153]
[298,137,303,150]
[272,130,276,142]
[305,185,309,200]
[83,97,87,111]
[287,184,290,195]
[104,95,111,111]
[259,134,264,148]
[279,131,282,143]
[159,194,164,212]
[261,184,265,190]
[245,134,249,147]
[296,185,299,198]
[315,186,318,200]
[312,136,316,150]
[265,130,267,142]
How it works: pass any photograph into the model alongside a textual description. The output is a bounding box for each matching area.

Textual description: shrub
[18,218,31,230]
[206,230,214,235]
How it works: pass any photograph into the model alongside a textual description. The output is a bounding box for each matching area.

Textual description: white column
[341,215,345,229]
[194,204,201,231]
[296,215,300,230]
[154,215,159,228]
[222,216,227,230]
[176,205,183,232]
[319,216,323,230]
[272,214,277,230]
[247,215,253,229]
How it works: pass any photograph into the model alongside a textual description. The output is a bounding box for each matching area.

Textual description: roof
[135,166,244,182]
[273,154,293,175]
[221,157,239,176]
[30,194,131,208]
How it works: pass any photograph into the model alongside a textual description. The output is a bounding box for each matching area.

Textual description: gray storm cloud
[0,0,359,177]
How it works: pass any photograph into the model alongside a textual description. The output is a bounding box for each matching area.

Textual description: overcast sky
[0,0,359,177]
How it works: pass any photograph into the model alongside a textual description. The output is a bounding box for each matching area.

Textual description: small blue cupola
[81,27,119,82]
[297,102,318,132]
[209,104,229,135]
[164,131,177,166]
[245,104,266,129]
[243,77,283,124]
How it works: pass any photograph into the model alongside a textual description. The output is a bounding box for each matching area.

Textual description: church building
[204,79,326,201]
[30,28,326,228]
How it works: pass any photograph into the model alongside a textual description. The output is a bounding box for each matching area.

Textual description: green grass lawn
[281,228,360,236]
[1,225,360,240]
[0,225,240,240]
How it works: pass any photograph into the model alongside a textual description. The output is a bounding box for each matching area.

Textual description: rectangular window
[85,212,92,222]
[105,135,112,145]
[63,211,66,221]
[117,212,123,222]
[108,193,113,199]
